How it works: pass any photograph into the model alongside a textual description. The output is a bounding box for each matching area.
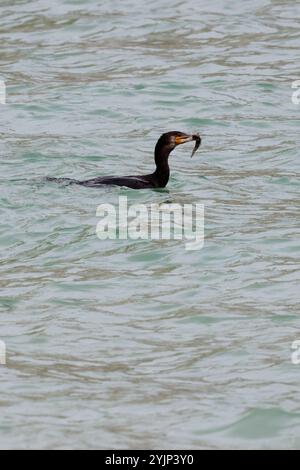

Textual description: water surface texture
[1,0,300,449]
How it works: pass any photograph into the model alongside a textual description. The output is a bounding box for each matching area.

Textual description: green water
[0,0,300,450]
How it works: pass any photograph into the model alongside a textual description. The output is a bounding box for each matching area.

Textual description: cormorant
[47,131,201,190]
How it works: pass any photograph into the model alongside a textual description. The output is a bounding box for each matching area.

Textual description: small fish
[191,134,201,158]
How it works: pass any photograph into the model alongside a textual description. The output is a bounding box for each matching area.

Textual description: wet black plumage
[47,131,201,190]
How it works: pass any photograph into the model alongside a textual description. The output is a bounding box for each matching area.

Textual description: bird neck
[153,143,171,187]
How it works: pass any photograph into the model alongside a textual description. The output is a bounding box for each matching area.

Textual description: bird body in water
[47,131,201,190]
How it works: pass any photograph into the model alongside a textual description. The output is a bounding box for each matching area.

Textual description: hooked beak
[175,133,201,158]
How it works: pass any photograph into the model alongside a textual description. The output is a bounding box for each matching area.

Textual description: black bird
[47,131,201,190]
